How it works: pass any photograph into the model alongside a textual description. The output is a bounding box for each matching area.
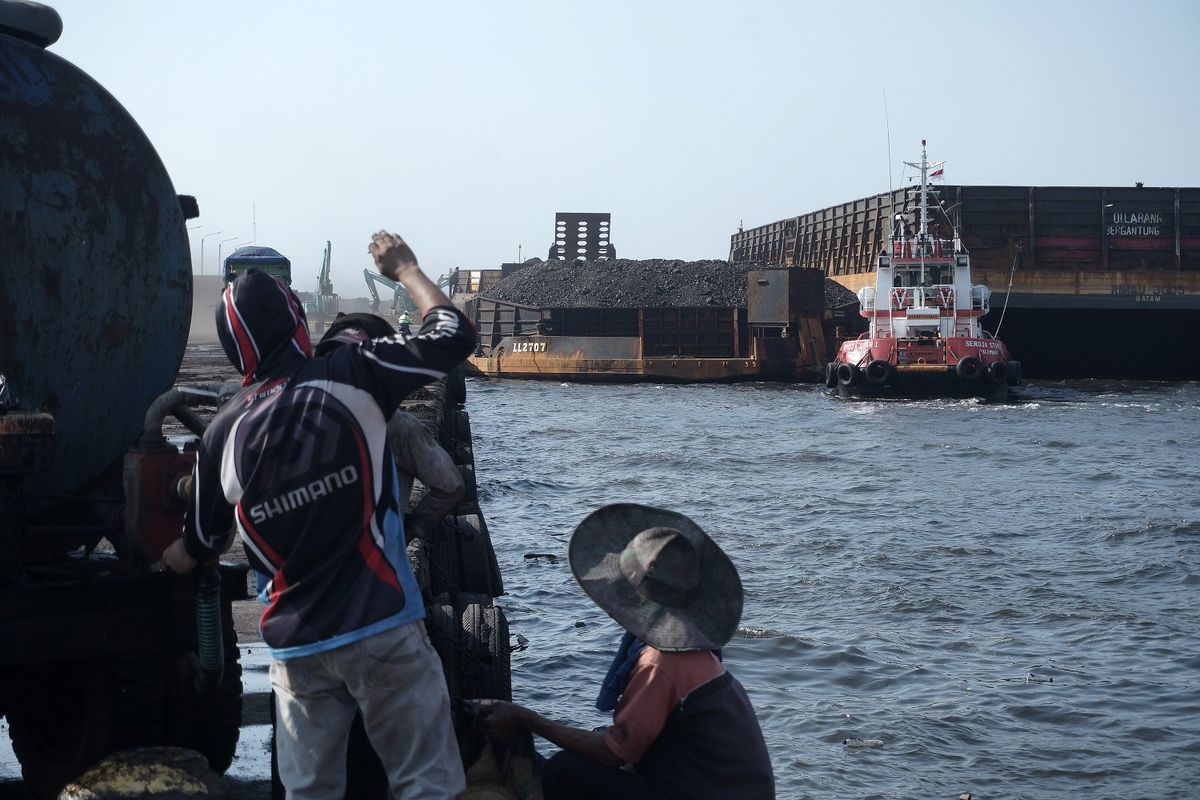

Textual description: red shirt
[603,646,725,765]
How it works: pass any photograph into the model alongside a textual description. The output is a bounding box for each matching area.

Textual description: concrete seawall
[190,275,225,343]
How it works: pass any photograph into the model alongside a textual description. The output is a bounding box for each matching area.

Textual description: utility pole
[200,230,223,276]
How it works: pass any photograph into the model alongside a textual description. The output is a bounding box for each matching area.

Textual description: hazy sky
[44,0,1200,293]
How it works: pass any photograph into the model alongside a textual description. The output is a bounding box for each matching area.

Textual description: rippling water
[468,379,1200,799]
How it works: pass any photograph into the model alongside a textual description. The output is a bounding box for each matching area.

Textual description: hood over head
[216,268,312,384]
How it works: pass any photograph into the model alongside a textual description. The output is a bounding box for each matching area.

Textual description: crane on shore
[363,269,416,319]
[310,240,339,332]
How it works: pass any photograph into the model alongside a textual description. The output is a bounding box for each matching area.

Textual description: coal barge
[457,214,850,383]
[730,184,1200,379]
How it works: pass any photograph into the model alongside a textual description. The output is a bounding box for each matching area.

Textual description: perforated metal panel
[548,212,615,261]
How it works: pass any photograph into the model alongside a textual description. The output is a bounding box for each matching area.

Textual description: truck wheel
[7,660,112,799]
[179,605,243,773]
[106,605,242,774]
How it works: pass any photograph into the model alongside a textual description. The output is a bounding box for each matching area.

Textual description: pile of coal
[824,279,859,308]
[480,258,851,310]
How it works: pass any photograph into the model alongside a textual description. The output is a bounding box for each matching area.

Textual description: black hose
[173,405,209,438]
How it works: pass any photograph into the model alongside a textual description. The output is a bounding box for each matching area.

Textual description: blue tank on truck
[0,4,244,797]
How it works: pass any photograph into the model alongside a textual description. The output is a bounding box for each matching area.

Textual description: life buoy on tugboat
[836,362,858,387]
[825,362,838,388]
[955,356,984,381]
[987,359,1009,385]
[864,359,893,385]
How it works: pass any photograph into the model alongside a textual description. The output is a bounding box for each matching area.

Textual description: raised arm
[357,230,477,411]
[369,230,451,317]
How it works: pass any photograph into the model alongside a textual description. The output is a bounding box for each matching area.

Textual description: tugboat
[827,140,1021,400]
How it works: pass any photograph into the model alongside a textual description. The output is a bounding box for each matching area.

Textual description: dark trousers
[542,750,661,800]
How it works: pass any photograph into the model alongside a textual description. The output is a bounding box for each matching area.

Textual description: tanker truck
[0,5,246,796]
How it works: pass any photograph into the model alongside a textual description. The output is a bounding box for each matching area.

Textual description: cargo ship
[730,174,1200,379]
[828,141,1020,400]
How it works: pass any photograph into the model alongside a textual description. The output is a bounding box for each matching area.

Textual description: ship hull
[983,306,1198,379]
[832,366,1011,401]
[832,334,1018,401]
[466,353,809,383]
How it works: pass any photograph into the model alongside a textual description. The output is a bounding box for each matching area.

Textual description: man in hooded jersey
[163,231,475,799]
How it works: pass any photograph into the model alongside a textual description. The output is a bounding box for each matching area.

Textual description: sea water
[2,378,1196,799]
[469,379,1200,799]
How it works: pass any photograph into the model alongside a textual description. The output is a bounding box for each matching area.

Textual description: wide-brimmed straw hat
[568,504,743,652]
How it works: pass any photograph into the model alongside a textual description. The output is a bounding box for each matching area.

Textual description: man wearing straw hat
[479,504,775,799]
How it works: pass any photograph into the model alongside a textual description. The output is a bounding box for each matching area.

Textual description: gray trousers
[270,620,465,799]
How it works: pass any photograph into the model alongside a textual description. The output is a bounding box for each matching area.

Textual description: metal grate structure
[548,212,615,261]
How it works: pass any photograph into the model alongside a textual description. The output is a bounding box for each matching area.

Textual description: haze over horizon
[44,0,1200,293]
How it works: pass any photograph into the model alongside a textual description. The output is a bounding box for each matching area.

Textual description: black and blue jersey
[183,268,475,658]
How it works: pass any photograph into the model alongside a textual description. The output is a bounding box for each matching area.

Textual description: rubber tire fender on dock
[955,356,984,381]
[835,362,858,387]
[459,600,512,703]
[458,463,478,504]
[450,409,474,467]
[429,513,504,598]
[987,359,1009,385]
[864,359,892,385]
[426,593,513,715]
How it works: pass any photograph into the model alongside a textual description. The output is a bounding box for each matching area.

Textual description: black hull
[981,307,1200,380]
[834,370,1011,401]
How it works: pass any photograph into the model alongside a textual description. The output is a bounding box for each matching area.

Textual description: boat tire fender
[956,356,984,381]
[1006,360,1022,387]
[835,362,858,387]
[864,359,892,385]
[824,362,837,388]
[987,359,1009,385]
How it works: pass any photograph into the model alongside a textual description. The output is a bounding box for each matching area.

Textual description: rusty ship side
[452,213,833,384]
[462,273,830,384]
[730,185,1200,379]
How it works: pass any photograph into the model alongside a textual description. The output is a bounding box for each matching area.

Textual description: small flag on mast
[930,162,946,180]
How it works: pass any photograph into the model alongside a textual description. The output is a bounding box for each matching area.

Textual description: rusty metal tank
[0,26,194,508]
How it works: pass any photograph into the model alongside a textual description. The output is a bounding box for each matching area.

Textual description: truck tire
[179,605,243,773]
[7,660,112,799]
[106,607,243,774]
